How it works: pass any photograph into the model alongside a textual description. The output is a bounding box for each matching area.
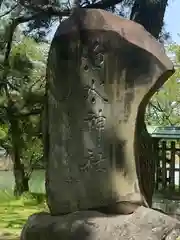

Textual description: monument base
[21,207,180,240]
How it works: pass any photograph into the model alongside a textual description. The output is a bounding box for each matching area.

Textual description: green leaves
[146,44,180,126]
[0,125,8,140]
[0,18,47,175]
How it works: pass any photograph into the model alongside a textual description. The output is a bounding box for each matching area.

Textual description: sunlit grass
[0,190,47,240]
[0,170,46,239]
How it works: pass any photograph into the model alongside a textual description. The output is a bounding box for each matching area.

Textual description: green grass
[0,170,46,240]
[0,190,48,240]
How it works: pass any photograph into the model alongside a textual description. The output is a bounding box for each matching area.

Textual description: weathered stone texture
[20,207,180,240]
[45,8,174,215]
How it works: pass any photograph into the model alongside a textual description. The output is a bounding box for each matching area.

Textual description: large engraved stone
[45,9,174,215]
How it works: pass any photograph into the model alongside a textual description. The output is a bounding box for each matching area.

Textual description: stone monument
[45,8,174,215]
[21,9,179,240]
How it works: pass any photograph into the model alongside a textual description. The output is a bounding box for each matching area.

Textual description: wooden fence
[155,140,180,197]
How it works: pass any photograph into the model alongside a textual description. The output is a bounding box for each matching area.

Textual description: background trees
[0,15,47,195]
[146,44,180,126]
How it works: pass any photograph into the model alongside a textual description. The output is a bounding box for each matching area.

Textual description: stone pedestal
[21,207,180,240]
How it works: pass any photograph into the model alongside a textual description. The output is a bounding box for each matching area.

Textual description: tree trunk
[10,116,29,196]
[13,162,29,196]
[130,0,168,39]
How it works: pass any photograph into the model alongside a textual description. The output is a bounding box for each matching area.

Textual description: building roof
[150,126,180,139]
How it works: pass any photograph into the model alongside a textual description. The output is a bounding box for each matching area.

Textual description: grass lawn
[0,170,46,239]
[0,191,47,240]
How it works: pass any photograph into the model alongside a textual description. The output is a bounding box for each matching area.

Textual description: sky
[165,0,180,44]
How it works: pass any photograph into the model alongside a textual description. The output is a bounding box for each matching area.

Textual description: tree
[0,24,46,195]
[130,0,168,39]
[18,0,169,42]
[146,44,180,126]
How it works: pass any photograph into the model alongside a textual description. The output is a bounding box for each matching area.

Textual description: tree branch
[85,0,124,9]
[1,11,48,99]
[3,12,45,75]
[20,0,124,16]
[16,108,42,118]
[149,102,162,112]
[0,4,18,18]
[20,1,71,17]
[149,101,173,126]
